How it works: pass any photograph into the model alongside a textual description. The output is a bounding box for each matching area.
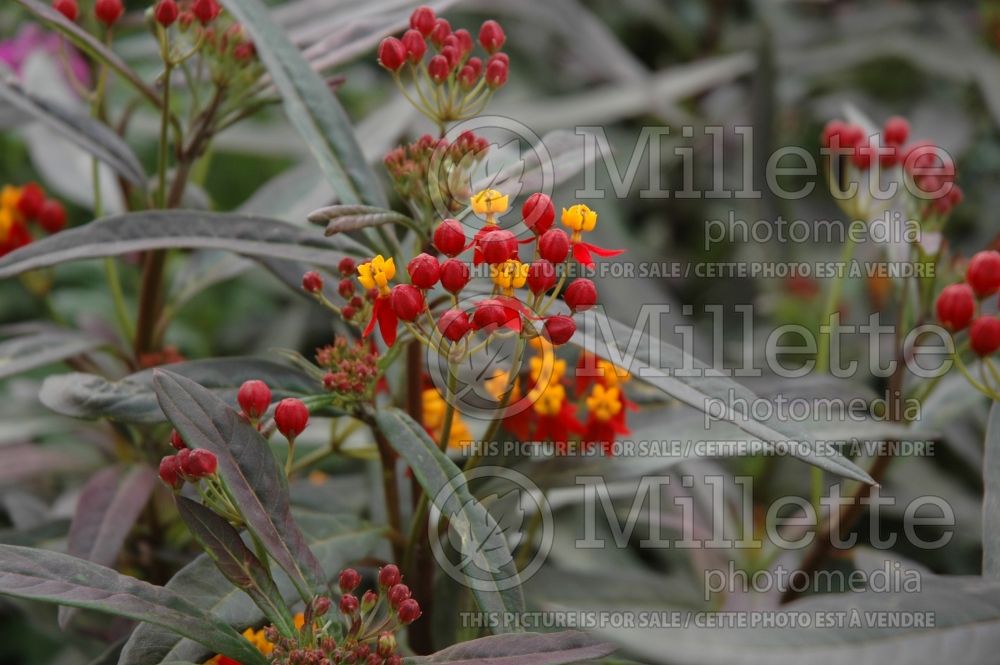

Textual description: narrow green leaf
[0,545,267,665]
[176,497,297,637]
[152,370,325,602]
[984,402,1000,580]
[375,408,525,632]
[0,328,102,380]
[307,205,416,236]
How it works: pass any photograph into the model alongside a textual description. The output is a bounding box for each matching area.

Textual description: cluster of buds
[0,183,66,258]
[315,338,380,399]
[158,430,218,489]
[303,258,384,329]
[52,0,224,28]
[236,379,310,443]
[383,131,490,218]
[53,0,124,26]
[936,250,1000,357]
[377,5,509,125]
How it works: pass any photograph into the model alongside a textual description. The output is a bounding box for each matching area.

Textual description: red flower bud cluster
[316,338,380,398]
[0,183,67,258]
[384,132,489,215]
[159,448,218,488]
[936,250,1000,357]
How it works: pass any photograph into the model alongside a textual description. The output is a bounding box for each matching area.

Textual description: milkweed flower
[561,204,623,268]
[358,255,400,346]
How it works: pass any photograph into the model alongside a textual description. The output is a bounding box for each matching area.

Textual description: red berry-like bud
[387,583,411,608]
[94,0,123,25]
[485,56,508,89]
[883,116,909,147]
[169,429,187,450]
[458,64,478,90]
[434,219,466,256]
[429,18,451,48]
[970,316,1000,357]
[191,0,219,24]
[397,598,421,624]
[851,142,873,170]
[402,29,427,64]
[338,278,355,298]
[543,315,576,346]
[158,455,183,489]
[481,229,517,264]
[237,379,271,419]
[409,5,436,36]
[339,568,361,593]
[361,589,378,612]
[478,20,506,53]
[53,0,79,21]
[155,0,179,27]
[820,119,845,149]
[522,193,554,235]
[313,596,332,617]
[440,44,460,68]
[966,250,1000,297]
[840,124,864,150]
[408,253,441,288]
[377,632,397,658]
[342,305,357,320]
[338,257,357,277]
[378,564,401,588]
[378,37,407,71]
[302,271,323,293]
[466,56,483,78]
[391,284,425,322]
[471,299,508,331]
[17,183,44,220]
[439,259,471,294]
[274,398,309,440]
[564,278,597,312]
[180,449,218,479]
[526,259,557,295]
[428,54,451,83]
[340,593,359,615]
[538,229,570,264]
[438,311,470,343]
[38,200,67,233]
[454,28,473,57]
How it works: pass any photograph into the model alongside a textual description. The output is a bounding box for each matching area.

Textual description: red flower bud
[966,250,1000,297]
[94,0,123,26]
[522,192,554,235]
[339,568,361,593]
[274,398,309,440]
[237,379,271,419]
[453,29,473,57]
[466,56,483,78]
[391,284,425,322]
[340,593,359,615]
[564,278,597,312]
[839,124,864,150]
[538,229,570,264]
[17,183,44,220]
[439,259,471,294]
[342,305,357,320]
[428,54,451,83]
[434,218,466,256]
[485,56,508,89]
[478,20,506,53]
[378,37,407,71]
[313,596,332,617]
[543,315,576,346]
[361,589,378,612]
[851,142,874,170]
[397,598,421,624]
[883,116,909,147]
[155,0,179,27]
[387,656,402,665]
[402,29,427,64]
[302,271,323,294]
[409,5,436,36]
[169,429,187,450]
[472,299,508,331]
[481,229,517,264]
[158,455,183,489]
[377,632,397,658]
[408,252,440,288]
[526,259,557,295]
[180,449,218,479]
[971,316,1000,357]
[458,64,478,90]
[192,0,219,24]
[820,119,845,149]
[440,45,460,69]
[38,200,67,233]
[53,0,79,21]
[388,583,411,608]
[338,257,357,277]
[338,278,355,298]
[429,18,451,48]
[378,564,401,587]
[438,308,471,341]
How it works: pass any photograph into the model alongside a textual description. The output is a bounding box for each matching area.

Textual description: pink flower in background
[0,24,90,90]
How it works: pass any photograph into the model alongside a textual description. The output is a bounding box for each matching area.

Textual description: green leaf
[405,631,616,665]
[152,370,324,602]
[0,211,349,279]
[374,408,525,632]
[308,205,416,236]
[119,514,383,665]
[0,72,146,186]
[984,402,1000,580]
[571,311,875,484]
[0,545,267,665]
[175,497,297,637]
[0,325,102,380]
[217,0,386,208]
[39,358,318,424]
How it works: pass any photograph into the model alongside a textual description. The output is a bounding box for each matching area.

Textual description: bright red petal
[377,300,398,346]
[572,242,594,268]
[585,242,624,258]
